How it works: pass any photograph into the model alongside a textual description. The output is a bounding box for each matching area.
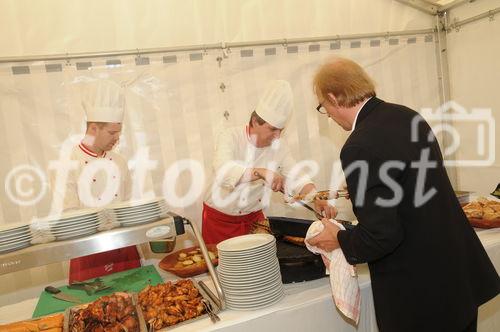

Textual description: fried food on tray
[0,314,63,332]
[138,279,206,330]
[69,292,139,332]
[463,198,500,220]
[174,247,218,268]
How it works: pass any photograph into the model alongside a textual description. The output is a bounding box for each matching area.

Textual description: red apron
[69,246,140,284]
[201,203,265,245]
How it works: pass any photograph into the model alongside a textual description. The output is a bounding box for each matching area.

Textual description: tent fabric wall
[446,0,500,193]
[0,0,433,57]
[0,35,441,301]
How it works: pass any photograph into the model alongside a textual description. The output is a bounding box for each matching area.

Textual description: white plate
[115,209,165,221]
[219,251,277,264]
[226,290,284,306]
[37,208,100,221]
[51,224,99,235]
[0,226,30,236]
[226,290,284,308]
[47,214,100,225]
[113,206,165,217]
[218,256,277,269]
[217,234,275,252]
[0,222,30,233]
[56,228,98,240]
[219,246,277,262]
[223,278,282,295]
[0,242,31,253]
[218,267,281,284]
[120,215,162,227]
[219,270,282,285]
[1,235,33,246]
[119,213,164,223]
[219,249,277,260]
[226,287,284,303]
[218,260,280,276]
[0,230,31,240]
[218,247,276,261]
[0,238,32,248]
[111,205,166,217]
[108,197,165,210]
[50,220,100,232]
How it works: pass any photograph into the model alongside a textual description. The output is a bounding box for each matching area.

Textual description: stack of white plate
[0,223,32,253]
[108,198,168,227]
[217,234,284,310]
[32,209,103,242]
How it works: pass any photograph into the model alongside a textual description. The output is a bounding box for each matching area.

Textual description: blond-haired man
[308,57,499,332]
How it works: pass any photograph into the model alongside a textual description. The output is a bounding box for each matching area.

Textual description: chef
[202,80,336,244]
[52,80,140,283]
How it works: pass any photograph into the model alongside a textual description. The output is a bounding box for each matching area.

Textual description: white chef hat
[82,80,125,123]
[255,80,293,129]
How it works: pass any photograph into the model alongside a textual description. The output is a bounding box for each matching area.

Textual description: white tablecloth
[1,229,499,331]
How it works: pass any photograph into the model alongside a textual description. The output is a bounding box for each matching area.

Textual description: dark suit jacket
[337,97,499,332]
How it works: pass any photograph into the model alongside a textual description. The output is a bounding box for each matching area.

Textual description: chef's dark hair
[249,111,266,127]
[86,122,107,132]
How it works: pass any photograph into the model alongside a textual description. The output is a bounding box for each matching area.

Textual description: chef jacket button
[112,176,116,179]
[258,199,262,202]
[98,197,101,200]
[115,194,118,197]
[84,161,88,164]
[239,211,242,214]
[109,158,112,161]
[93,179,96,182]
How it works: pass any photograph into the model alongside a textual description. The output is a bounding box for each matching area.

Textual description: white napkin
[305,219,361,324]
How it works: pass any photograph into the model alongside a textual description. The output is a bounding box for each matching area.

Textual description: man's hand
[313,199,337,219]
[254,168,285,192]
[306,218,341,252]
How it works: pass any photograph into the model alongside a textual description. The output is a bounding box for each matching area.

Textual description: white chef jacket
[52,142,131,210]
[204,125,312,216]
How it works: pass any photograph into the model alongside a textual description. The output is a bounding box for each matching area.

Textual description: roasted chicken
[138,279,206,330]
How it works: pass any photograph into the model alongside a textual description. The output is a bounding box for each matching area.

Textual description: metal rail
[448,7,500,31]
[183,218,226,310]
[0,28,435,64]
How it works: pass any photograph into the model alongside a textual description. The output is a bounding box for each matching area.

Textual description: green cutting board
[32,265,163,318]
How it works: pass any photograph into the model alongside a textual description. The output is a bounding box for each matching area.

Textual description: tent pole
[440,0,476,12]
[434,11,458,189]
[394,0,439,15]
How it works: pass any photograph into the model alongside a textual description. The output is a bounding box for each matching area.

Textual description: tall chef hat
[82,80,125,123]
[255,80,294,129]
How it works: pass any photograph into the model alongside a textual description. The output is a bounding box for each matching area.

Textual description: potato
[208,252,216,260]
[182,260,194,266]
[192,255,203,263]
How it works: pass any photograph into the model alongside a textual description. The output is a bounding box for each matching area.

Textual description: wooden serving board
[469,218,500,229]
[159,245,218,278]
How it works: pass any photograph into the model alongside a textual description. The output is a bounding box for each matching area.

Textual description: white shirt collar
[350,97,372,132]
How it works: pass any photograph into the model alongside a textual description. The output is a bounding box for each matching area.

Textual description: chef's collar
[79,142,107,158]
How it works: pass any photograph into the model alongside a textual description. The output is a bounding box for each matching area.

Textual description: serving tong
[279,189,355,230]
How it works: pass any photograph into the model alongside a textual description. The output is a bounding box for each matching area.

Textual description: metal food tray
[63,292,147,332]
[142,278,221,331]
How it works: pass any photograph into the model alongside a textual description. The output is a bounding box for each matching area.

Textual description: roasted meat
[139,279,206,330]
